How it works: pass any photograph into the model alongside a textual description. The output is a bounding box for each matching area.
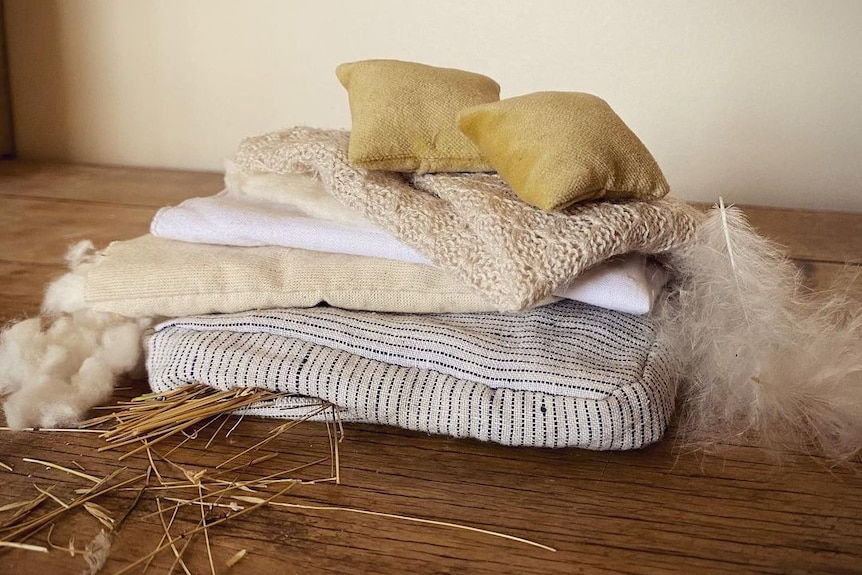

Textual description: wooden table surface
[0,160,860,574]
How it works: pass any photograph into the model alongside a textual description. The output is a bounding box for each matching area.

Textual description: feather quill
[656,199,862,459]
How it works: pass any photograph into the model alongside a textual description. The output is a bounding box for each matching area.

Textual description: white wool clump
[224,159,362,224]
[43,240,97,315]
[1,240,153,429]
[65,239,96,267]
[0,309,151,429]
[43,270,88,315]
[0,318,43,394]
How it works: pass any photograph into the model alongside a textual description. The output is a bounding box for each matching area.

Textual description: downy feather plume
[656,199,862,459]
[82,530,112,575]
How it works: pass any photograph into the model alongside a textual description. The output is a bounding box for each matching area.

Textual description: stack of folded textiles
[3,60,705,450]
[93,60,704,449]
[4,59,859,458]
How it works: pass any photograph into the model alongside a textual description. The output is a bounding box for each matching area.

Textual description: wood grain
[0,196,158,265]
[0,163,860,574]
[0,261,65,319]
[723,203,862,265]
[0,160,223,206]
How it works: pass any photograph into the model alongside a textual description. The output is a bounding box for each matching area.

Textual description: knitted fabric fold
[146,301,677,449]
[232,127,701,310]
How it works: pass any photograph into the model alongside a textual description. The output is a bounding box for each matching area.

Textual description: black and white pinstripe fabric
[146,301,677,450]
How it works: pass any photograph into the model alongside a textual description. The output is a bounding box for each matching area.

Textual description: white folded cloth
[224,160,361,223]
[559,255,668,315]
[151,190,667,314]
[152,189,430,264]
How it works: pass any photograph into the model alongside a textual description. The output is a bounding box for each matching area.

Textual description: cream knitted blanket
[233,128,701,310]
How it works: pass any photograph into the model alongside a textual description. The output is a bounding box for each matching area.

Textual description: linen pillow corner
[457,91,670,211]
[336,59,500,174]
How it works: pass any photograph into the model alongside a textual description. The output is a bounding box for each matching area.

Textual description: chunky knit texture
[233,127,701,311]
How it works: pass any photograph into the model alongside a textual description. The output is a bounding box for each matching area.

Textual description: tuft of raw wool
[82,529,112,575]
[0,242,152,429]
[656,200,862,459]
[223,159,362,224]
[0,309,150,428]
[43,240,97,315]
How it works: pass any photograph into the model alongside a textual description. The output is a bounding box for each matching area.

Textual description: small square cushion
[336,59,500,173]
[458,91,670,211]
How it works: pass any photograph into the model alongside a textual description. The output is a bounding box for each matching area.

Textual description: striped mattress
[146,300,677,450]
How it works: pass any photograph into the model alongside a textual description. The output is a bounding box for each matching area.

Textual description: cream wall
[4,0,861,211]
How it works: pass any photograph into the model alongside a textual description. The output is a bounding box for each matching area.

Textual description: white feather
[656,200,862,458]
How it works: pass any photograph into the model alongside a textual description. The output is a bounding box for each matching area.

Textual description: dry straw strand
[23,458,102,484]
[232,496,557,552]
[0,540,49,552]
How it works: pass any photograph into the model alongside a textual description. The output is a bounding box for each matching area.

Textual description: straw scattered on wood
[231,496,557,552]
[83,502,115,530]
[2,383,341,571]
[0,492,49,529]
[0,498,43,514]
[33,485,69,510]
[111,483,299,575]
[2,472,147,543]
[155,498,192,575]
[0,427,104,433]
[46,524,81,557]
[2,381,556,571]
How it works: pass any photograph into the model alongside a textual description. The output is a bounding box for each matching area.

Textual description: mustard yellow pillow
[457,91,670,211]
[335,59,500,173]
